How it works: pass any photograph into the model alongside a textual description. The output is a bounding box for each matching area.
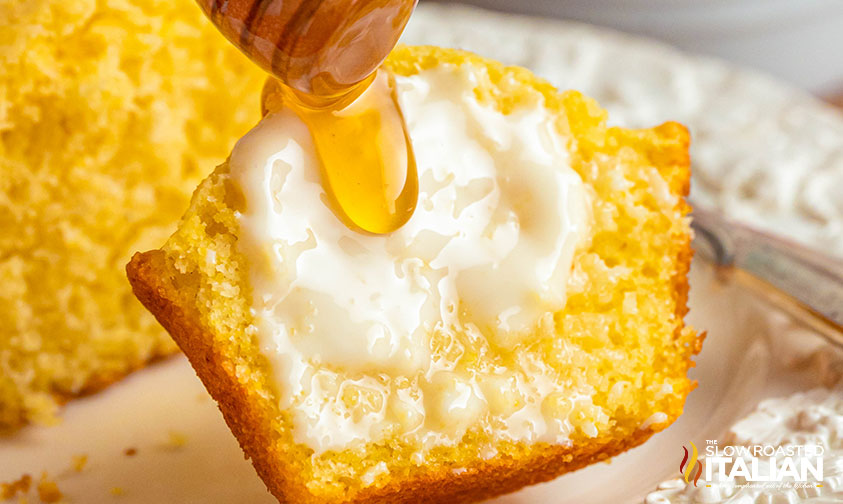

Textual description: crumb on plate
[162,431,188,450]
[71,454,88,473]
[1,474,31,499]
[36,473,62,503]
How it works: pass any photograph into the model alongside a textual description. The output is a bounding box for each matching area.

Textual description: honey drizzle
[198,0,419,233]
[293,74,418,233]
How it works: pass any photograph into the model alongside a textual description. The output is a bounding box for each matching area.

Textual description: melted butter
[199,0,419,234]
[231,64,596,453]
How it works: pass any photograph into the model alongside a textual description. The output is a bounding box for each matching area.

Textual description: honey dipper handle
[692,206,843,347]
[197,0,417,97]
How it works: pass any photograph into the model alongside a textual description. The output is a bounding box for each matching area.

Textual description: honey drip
[198,0,419,233]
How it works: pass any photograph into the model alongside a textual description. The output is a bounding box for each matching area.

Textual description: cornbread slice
[0,0,264,429]
[128,46,699,503]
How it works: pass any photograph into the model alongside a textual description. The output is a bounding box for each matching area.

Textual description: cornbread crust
[128,46,697,503]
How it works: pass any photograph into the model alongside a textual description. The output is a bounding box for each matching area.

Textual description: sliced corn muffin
[0,0,265,429]
[127,45,699,503]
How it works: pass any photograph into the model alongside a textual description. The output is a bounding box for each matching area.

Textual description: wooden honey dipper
[197,0,417,103]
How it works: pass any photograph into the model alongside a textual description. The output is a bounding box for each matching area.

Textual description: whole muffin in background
[0,0,265,430]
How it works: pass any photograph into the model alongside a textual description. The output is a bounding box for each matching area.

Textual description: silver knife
[691,206,843,348]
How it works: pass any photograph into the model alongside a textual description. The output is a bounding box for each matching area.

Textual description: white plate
[2,4,842,503]
[435,0,843,91]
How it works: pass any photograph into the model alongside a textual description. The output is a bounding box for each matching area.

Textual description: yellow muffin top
[147,45,696,502]
[0,0,265,429]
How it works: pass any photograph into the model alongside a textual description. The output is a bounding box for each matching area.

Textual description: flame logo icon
[679,441,703,487]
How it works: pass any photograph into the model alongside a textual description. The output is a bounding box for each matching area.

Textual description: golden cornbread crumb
[162,430,188,450]
[0,0,265,429]
[128,46,698,503]
[70,454,88,472]
[35,473,61,503]
[109,487,124,497]
[1,474,31,500]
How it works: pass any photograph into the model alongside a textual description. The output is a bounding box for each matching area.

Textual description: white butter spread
[230,64,590,453]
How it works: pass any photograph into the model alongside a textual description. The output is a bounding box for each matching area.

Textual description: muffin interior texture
[0,0,265,429]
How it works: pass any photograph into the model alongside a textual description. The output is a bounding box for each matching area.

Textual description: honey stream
[198,0,418,233]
